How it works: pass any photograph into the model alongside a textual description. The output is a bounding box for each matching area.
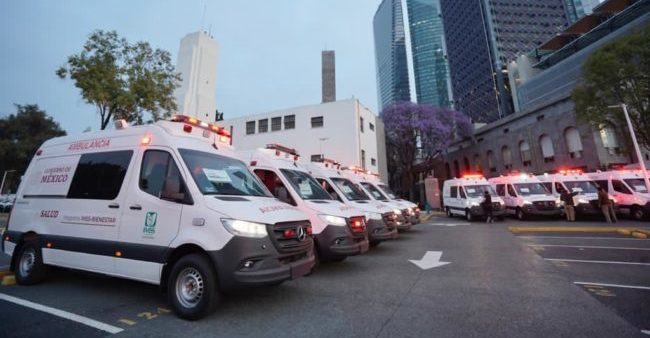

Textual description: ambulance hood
[203,195,309,224]
[522,194,557,202]
[394,199,417,208]
[350,200,394,214]
[305,200,365,218]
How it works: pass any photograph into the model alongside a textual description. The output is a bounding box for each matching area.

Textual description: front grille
[589,200,600,209]
[492,202,502,209]
[401,209,410,219]
[533,201,556,210]
[268,221,312,254]
[382,212,397,230]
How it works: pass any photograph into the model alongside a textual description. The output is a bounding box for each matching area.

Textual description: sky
[0,0,381,134]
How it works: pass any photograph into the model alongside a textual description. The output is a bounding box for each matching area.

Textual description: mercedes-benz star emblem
[296,226,306,241]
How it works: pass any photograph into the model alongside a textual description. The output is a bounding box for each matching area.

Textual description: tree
[56,30,180,130]
[0,104,66,191]
[572,24,650,150]
[381,102,473,199]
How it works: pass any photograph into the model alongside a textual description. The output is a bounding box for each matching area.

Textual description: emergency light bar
[170,115,231,138]
[559,169,583,175]
[266,144,299,156]
[462,174,483,179]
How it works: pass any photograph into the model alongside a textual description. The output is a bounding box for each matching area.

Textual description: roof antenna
[200,1,207,31]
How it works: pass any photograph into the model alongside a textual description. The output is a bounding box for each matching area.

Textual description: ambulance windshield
[359,182,388,201]
[465,185,497,198]
[564,180,599,194]
[280,169,332,200]
[513,183,550,196]
[377,184,397,199]
[179,149,269,197]
[624,179,649,193]
[331,177,370,201]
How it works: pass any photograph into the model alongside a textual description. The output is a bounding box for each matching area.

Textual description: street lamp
[608,103,650,192]
[0,170,16,196]
[318,137,329,160]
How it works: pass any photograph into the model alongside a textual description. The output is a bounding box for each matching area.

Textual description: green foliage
[0,104,66,191]
[572,24,650,149]
[57,30,180,130]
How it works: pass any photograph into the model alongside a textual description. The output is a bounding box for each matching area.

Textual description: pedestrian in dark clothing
[482,191,493,223]
[598,187,617,223]
[560,189,579,221]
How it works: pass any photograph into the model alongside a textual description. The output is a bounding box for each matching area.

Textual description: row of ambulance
[1,115,420,320]
[442,169,650,222]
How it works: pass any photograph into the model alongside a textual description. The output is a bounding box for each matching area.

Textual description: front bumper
[521,205,562,216]
[469,206,507,217]
[315,224,369,259]
[209,234,315,290]
[366,218,398,242]
[575,202,603,215]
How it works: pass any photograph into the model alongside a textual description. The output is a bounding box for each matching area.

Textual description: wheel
[167,253,219,320]
[465,209,473,222]
[632,206,645,221]
[516,208,526,221]
[446,207,453,218]
[14,240,47,285]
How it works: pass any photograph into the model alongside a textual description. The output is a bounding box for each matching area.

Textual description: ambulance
[488,173,561,220]
[304,160,398,247]
[2,115,315,320]
[340,167,413,231]
[588,170,650,220]
[442,174,506,221]
[537,170,605,217]
[364,172,421,224]
[238,145,369,266]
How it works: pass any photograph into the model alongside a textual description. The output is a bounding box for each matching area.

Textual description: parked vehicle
[239,145,369,266]
[588,170,650,220]
[363,173,420,224]
[442,174,506,221]
[537,170,609,218]
[2,115,315,320]
[304,159,398,247]
[489,173,561,220]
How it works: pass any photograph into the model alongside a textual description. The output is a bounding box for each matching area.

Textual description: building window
[519,140,531,166]
[369,122,375,131]
[371,158,376,166]
[463,157,470,172]
[564,127,583,159]
[258,119,268,133]
[361,149,366,169]
[271,117,282,131]
[284,115,295,129]
[539,134,555,163]
[502,146,512,170]
[360,117,364,132]
[246,121,255,135]
[599,122,620,155]
[311,116,324,128]
[473,154,482,172]
[487,151,496,172]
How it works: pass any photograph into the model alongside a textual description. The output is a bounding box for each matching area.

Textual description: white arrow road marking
[409,251,451,270]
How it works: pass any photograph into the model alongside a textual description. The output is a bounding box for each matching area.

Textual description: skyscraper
[322,50,336,103]
[406,0,452,108]
[373,0,411,113]
[174,31,219,122]
[440,0,569,123]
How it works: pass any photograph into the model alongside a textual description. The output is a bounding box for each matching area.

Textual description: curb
[509,226,650,238]
[1,274,15,286]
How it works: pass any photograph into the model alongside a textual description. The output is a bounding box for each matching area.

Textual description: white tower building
[174,31,219,122]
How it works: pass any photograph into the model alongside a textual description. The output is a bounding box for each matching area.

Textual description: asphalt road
[0,216,648,337]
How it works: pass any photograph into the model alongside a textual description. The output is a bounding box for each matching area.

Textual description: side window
[507,184,517,197]
[594,180,608,190]
[317,179,341,201]
[612,180,632,194]
[459,187,466,199]
[541,182,552,193]
[67,150,133,200]
[140,150,189,203]
[450,186,458,198]
[555,182,567,194]
[254,169,296,206]
[496,184,506,196]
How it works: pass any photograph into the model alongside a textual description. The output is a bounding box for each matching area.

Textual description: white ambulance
[238,145,369,266]
[363,172,421,224]
[488,173,561,220]
[2,115,315,320]
[537,170,605,217]
[588,170,650,220]
[442,175,506,221]
[304,160,398,247]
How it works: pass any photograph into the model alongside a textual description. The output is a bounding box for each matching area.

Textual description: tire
[632,206,645,221]
[446,207,453,218]
[465,209,473,222]
[167,253,219,320]
[14,240,47,285]
[516,208,526,221]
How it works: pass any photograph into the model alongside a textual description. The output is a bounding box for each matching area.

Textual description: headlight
[469,201,480,207]
[523,200,532,205]
[577,198,588,204]
[221,219,267,238]
[408,207,415,215]
[318,214,347,226]
[393,209,401,215]
[555,199,562,206]
[366,212,382,220]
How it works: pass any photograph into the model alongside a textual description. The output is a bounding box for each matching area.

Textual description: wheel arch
[10,231,39,271]
[160,243,214,292]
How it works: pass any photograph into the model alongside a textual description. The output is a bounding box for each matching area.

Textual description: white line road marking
[519,235,646,240]
[641,329,650,335]
[574,282,650,290]
[545,258,650,266]
[429,223,470,227]
[0,293,123,334]
[530,244,650,250]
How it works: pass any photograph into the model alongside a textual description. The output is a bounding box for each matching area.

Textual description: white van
[363,172,420,224]
[442,175,506,221]
[588,170,650,220]
[304,160,398,246]
[537,170,605,217]
[489,174,561,220]
[340,168,413,231]
[238,145,369,266]
[2,115,315,320]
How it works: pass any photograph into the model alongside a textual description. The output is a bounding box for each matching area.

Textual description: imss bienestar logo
[143,212,158,235]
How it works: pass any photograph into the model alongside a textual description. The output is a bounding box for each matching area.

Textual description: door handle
[108,203,120,209]
[130,204,142,210]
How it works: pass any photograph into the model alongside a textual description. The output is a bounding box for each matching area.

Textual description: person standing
[560,189,578,222]
[598,186,618,223]
[482,190,493,223]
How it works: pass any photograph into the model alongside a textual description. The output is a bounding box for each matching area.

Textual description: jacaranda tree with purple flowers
[380,101,473,200]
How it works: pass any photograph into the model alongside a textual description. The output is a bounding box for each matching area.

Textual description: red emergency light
[349,216,366,233]
[559,169,583,175]
[170,115,231,138]
[462,174,483,179]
